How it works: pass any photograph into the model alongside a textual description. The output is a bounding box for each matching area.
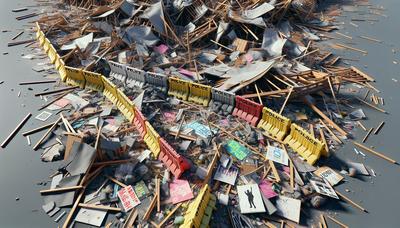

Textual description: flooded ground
[0,0,399,227]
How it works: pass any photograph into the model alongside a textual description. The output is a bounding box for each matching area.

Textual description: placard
[117,185,140,212]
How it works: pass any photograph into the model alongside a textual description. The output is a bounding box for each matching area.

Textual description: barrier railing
[257,107,291,141]
[232,96,263,127]
[158,138,190,178]
[180,184,216,228]
[188,82,211,106]
[283,123,326,165]
[35,22,332,168]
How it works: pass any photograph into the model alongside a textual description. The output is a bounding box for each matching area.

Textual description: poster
[117,185,141,212]
[314,166,343,186]
[214,165,239,185]
[237,184,266,214]
[275,196,301,223]
[169,179,194,204]
[265,146,288,166]
[258,180,278,199]
[224,140,251,161]
[310,179,339,199]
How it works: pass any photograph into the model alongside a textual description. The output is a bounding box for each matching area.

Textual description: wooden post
[1,113,32,148]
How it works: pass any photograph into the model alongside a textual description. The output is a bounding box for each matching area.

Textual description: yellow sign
[143,122,160,157]
[188,82,211,106]
[65,66,85,89]
[82,70,104,92]
[257,107,291,141]
[283,124,325,165]
[168,77,189,101]
[101,76,118,104]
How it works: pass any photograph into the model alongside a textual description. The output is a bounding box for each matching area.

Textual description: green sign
[224,140,250,161]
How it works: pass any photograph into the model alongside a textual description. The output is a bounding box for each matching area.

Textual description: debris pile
[1,0,396,227]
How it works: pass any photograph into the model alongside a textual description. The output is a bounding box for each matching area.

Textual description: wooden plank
[78,203,121,212]
[353,142,397,164]
[1,113,32,148]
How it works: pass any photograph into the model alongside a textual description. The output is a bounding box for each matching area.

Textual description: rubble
[0,0,397,227]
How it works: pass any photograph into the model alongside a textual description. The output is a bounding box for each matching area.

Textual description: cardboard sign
[185,121,216,138]
[310,179,338,199]
[224,140,251,161]
[258,180,278,199]
[314,166,343,186]
[117,185,140,212]
[214,165,239,185]
[275,196,301,223]
[237,184,266,214]
[265,146,288,166]
[169,179,194,204]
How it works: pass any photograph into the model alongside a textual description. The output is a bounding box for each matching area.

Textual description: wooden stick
[106,175,127,188]
[40,185,83,194]
[319,119,343,144]
[38,90,70,111]
[279,87,293,114]
[254,84,263,105]
[359,35,382,43]
[268,160,281,183]
[156,177,161,212]
[143,195,157,221]
[78,203,121,212]
[326,215,349,228]
[356,121,367,131]
[22,122,55,136]
[320,214,327,228]
[158,203,182,227]
[1,113,32,148]
[19,80,57,85]
[33,117,61,150]
[93,158,136,166]
[362,90,370,100]
[11,31,24,40]
[356,97,387,114]
[124,208,138,227]
[336,191,367,212]
[353,141,397,164]
[328,77,341,116]
[34,86,78,96]
[318,128,329,155]
[362,128,373,143]
[335,43,368,54]
[373,121,385,135]
[304,98,348,136]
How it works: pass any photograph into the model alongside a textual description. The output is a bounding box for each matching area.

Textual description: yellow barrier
[143,122,160,157]
[82,70,104,92]
[101,76,118,104]
[283,123,326,165]
[54,54,62,71]
[48,45,58,64]
[65,66,85,89]
[168,77,189,101]
[39,32,46,47]
[116,89,135,122]
[257,107,291,141]
[58,59,67,82]
[180,184,216,228]
[35,23,42,40]
[43,38,51,54]
[188,82,211,106]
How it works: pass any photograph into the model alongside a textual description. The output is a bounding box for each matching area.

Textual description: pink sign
[169,179,194,204]
[117,185,140,211]
[259,180,278,199]
[154,44,169,54]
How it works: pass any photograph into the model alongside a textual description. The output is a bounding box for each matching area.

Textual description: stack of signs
[224,140,251,161]
[314,166,343,186]
[237,184,266,214]
[117,185,141,212]
[310,179,339,199]
[265,146,288,166]
[275,196,301,223]
[214,165,239,185]
[169,179,194,204]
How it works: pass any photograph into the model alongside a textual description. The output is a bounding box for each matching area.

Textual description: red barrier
[158,138,191,178]
[232,96,263,126]
[133,108,147,138]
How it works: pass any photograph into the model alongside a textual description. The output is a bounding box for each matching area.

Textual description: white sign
[117,185,141,211]
[237,184,266,214]
[214,165,238,185]
[266,146,288,166]
[310,179,339,199]
[314,166,343,186]
[275,196,301,223]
